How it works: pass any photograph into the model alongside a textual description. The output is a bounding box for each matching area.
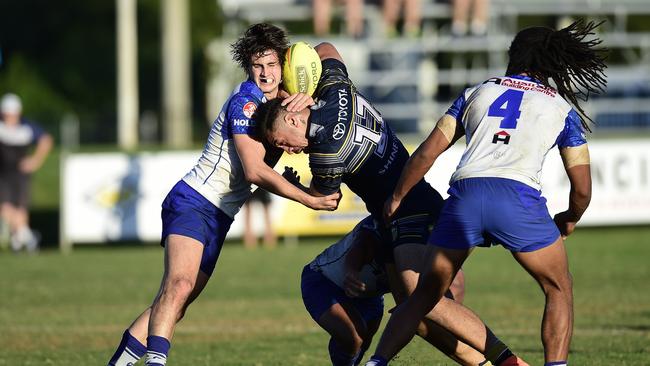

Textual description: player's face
[268,112,308,154]
[249,50,282,98]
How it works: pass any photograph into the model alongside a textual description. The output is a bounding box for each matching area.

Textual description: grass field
[1,226,649,365]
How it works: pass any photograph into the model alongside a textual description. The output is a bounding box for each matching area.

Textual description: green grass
[0,227,649,365]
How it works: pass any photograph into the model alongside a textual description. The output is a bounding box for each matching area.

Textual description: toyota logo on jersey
[333,123,346,140]
[242,101,257,118]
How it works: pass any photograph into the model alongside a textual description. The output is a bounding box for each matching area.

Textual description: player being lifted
[106,23,340,366]
[256,42,527,365]
[366,20,605,366]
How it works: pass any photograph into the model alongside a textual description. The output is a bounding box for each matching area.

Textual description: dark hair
[231,23,289,72]
[253,97,285,140]
[506,19,607,131]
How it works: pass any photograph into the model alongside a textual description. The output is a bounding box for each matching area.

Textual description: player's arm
[343,227,379,297]
[314,42,343,63]
[554,144,592,238]
[233,134,339,210]
[384,114,463,221]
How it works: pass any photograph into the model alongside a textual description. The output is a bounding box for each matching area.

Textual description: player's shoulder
[227,80,265,118]
[230,80,264,105]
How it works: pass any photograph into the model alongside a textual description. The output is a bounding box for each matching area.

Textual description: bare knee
[159,276,195,307]
[541,271,573,299]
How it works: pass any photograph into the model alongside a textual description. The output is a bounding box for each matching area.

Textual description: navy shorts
[381,181,445,252]
[161,180,233,276]
[430,177,561,252]
[301,265,384,323]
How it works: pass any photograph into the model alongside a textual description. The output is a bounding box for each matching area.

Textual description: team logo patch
[333,123,346,140]
[242,101,257,118]
[492,130,511,144]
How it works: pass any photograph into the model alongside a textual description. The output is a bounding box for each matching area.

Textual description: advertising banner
[62,139,650,244]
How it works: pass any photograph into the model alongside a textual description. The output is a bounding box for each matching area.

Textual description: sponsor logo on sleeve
[233,119,250,127]
[242,101,257,118]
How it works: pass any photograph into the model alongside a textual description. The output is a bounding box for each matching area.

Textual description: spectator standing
[451,0,489,36]
[313,0,364,38]
[383,0,422,37]
[0,93,53,252]
[242,188,277,249]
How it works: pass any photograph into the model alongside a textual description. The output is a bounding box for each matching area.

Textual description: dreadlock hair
[253,97,286,141]
[231,23,290,73]
[505,19,608,131]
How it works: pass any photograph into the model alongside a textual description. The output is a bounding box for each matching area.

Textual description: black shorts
[0,172,31,207]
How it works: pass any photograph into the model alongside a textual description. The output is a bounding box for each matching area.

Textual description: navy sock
[145,335,170,366]
[107,330,146,366]
[328,338,358,366]
[544,362,567,366]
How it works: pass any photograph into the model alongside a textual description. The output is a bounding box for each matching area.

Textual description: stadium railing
[210,0,650,134]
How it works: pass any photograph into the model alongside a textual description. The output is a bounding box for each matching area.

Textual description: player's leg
[108,259,211,366]
[511,237,572,364]
[301,265,372,365]
[369,244,470,364]
[145,234,202,365]
[449,268,466,303]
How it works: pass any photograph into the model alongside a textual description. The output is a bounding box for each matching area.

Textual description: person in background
[383,0,421,38]
[0,93,53,253]
[313,0,365,38]
[451,0,490,36]
[242,188,277,249]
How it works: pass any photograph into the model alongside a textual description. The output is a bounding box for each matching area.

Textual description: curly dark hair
[506,19,608,131]
[231,23,290,72]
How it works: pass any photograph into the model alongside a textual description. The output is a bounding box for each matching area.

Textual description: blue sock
[545,362,567,366]
[145,335,170,366]
[328,338,358,366]
[107,330,146,366]
[365,354,389,366]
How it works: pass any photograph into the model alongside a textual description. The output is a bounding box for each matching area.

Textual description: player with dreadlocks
[365,20,606,366]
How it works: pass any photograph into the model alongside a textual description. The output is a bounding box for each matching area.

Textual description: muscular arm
[315,42,343,63]
[555,144,592,237]
[343,229,378,297]
[384,114,462,220]
[234,133,339,210]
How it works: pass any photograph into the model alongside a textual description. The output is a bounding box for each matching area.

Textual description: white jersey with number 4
[445,75,587,191]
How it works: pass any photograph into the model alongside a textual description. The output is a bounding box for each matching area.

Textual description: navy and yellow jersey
[306,58,440,220]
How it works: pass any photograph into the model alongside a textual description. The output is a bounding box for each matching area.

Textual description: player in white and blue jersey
[258,42,526,366]
[368,20,606,366]
[107,23,340,366]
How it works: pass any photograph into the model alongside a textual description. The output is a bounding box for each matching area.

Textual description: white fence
[61,139,650,248]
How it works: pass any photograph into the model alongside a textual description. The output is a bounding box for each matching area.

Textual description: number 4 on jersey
[488,89,524,129]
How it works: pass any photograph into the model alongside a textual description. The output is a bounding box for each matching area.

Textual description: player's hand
[383,197,401,225]
[308,192,341,211]
[344,270,366,297]
[553,210,578,239]
[282,166,301,185]
[282,93,314,112]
